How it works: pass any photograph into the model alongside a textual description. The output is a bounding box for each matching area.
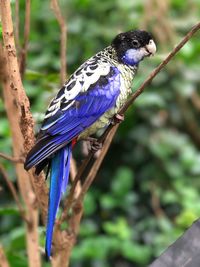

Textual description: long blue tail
[45,144,72,259]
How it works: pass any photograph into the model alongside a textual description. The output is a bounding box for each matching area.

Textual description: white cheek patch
[123,48,146,65]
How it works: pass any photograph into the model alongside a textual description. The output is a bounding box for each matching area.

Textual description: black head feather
[111,30,153,63]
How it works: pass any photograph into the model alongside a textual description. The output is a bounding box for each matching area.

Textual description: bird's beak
[145,39,156,56]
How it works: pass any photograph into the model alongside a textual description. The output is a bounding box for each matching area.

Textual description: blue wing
[24,66,121,171]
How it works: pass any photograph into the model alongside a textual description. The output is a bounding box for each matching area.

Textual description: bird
[24,29,156,259]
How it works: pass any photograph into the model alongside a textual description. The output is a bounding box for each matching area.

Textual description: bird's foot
[84,137,102,152]
[111,113,124,125]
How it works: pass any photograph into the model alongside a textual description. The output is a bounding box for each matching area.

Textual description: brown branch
[49,22,200,266]
[0,152,24,163]
[0,2,49,267]
[50,0,67,84]
[20,0,31,77]
[70,156,81,198]
[0,245,10,267]
[72,23,200,204]
[0,0,48,222]
[0,164,28,223]
[60,21,200,221]
[76,125,119,202]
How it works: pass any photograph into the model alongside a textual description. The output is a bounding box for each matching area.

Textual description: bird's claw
[111,113,124,125]
[84,137,102,152]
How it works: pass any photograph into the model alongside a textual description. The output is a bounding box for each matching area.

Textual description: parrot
[24,29,156,259]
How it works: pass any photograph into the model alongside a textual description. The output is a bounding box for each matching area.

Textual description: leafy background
[0,0,200,266]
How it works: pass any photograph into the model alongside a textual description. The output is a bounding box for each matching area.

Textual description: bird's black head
[111,30,156,66]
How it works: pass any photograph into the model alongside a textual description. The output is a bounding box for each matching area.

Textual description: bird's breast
[79,64,136,140]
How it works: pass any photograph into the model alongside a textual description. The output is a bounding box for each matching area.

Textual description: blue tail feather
[45,144,72,259]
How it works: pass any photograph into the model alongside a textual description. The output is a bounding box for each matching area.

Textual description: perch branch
[54,22,200,265]
[77,125,119,202]
[0,164,28,223]
[61,21,200,218]
[50,0,67,84]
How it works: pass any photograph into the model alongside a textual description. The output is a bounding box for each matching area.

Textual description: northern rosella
[24,29,156,258]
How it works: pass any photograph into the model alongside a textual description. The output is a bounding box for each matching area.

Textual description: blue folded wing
[24,66,121,171]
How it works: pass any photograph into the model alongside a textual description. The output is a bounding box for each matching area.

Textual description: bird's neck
[102,46,138,72]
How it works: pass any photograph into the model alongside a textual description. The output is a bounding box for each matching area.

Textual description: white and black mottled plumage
[24,29,156,259]
[42,46,138,140]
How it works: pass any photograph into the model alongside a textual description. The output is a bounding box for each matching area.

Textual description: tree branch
[50,0,67,84]
[0,245,10,267]
[0,1,49,266]
[0,152,23,163]
[59,22,200,224]
[0,164,28,223]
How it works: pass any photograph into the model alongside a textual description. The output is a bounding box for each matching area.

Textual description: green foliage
[1,0,200,266]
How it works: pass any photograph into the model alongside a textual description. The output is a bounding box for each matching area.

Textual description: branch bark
[0,245,10,267]
[0,1,48,266]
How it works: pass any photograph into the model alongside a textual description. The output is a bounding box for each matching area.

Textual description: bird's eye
[132,40,140,47]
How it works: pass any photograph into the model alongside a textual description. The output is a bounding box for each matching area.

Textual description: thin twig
[0,152,24,163]
[0,164,29,223]
[60,21,200,218]
[0,245,10,267]
[70,156,81,197]
[50,0,67,84]
[57,153,93,225]
[20,0,31,77]
[76,125,119,202]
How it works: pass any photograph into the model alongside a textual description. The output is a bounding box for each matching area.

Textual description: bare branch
[57,153,93,225]
[70,156,81,198]
[0,245,10,267]
[76,125,119,202]
[0,152,24,163]
[0,164,29,223]
[50,0,67,84]
[69,23,200,209]
[51,23,200,265]
[0,0,48,221]
[0,2,47,266]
